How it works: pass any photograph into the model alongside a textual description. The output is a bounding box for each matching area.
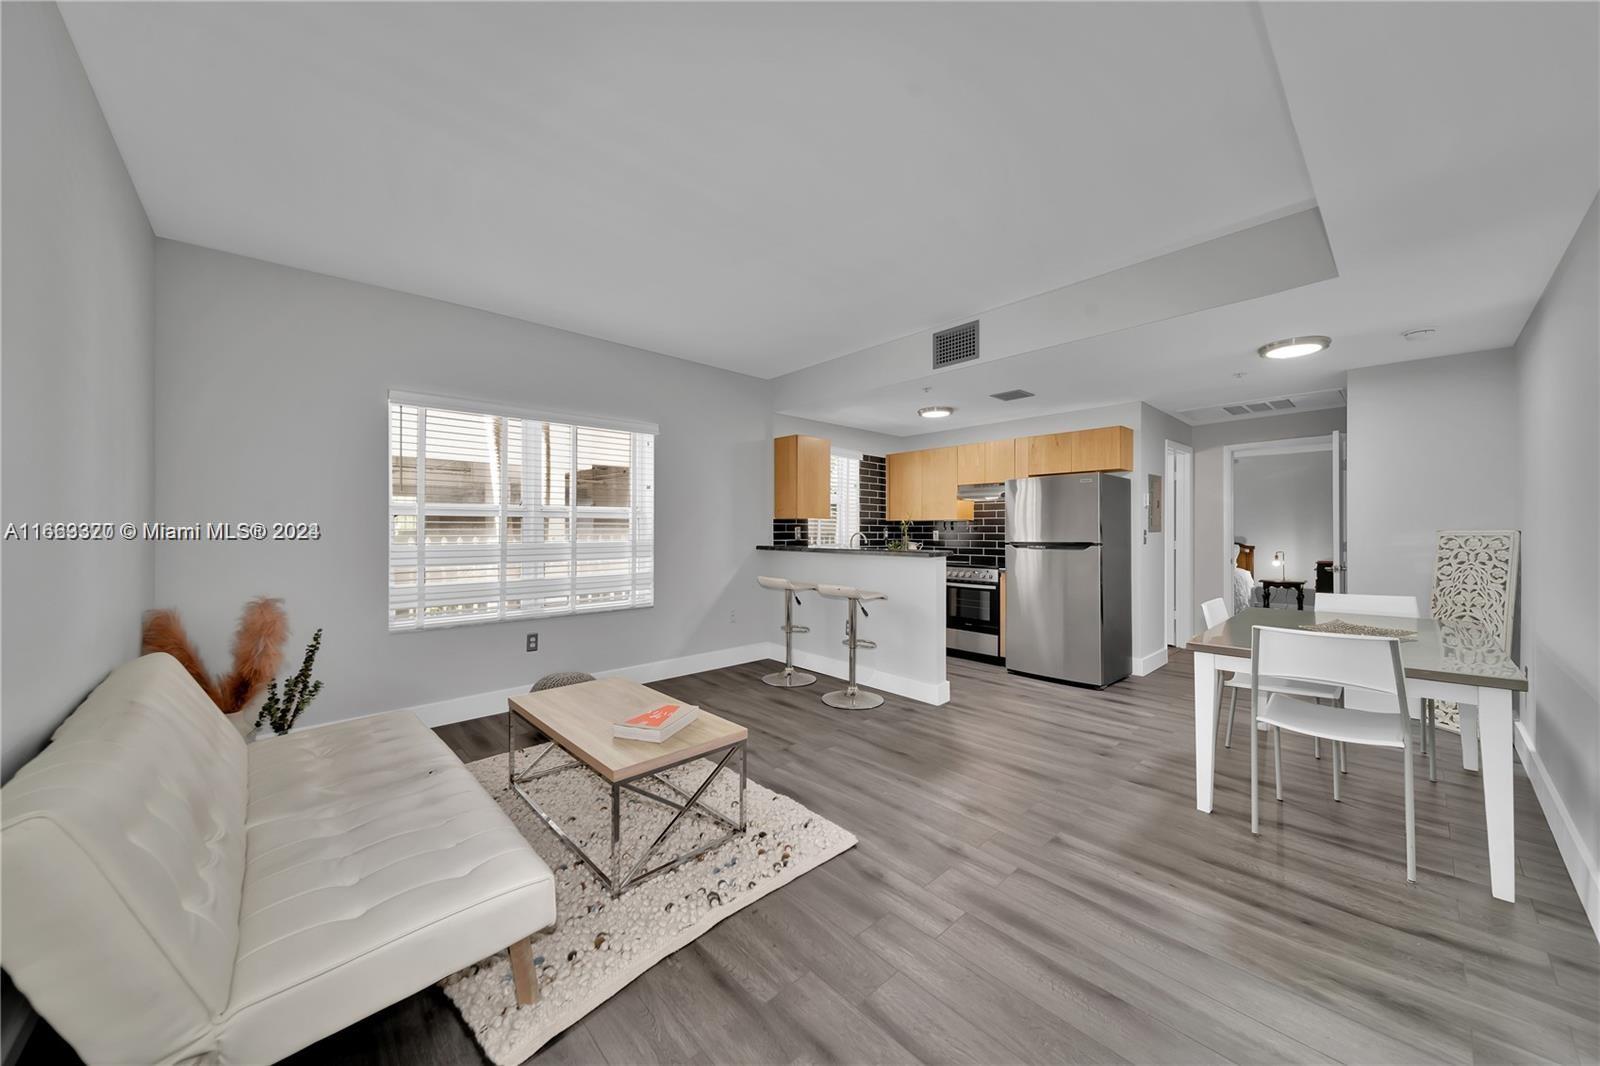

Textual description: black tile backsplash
[937,498,1006,568]
[770,455,1007,567]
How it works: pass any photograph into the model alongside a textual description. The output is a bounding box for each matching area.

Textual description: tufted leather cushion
[1,653,249,1064]
[223,713,555,1062]
[2,657,557,1066]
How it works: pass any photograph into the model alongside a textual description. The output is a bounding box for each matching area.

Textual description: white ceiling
[62,1,1313,378]
[61,2,1598,429]
[772,1,1600,433]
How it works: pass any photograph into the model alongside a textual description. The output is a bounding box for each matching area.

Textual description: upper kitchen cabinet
[1020,426,1133,476]
[885,450,921,520]
[1072,426,1134,472]
[958,439,1015,484]
[887,447,972,521]
[773,434,831,519]
[887,426,1128,521]
[919,446,965,520]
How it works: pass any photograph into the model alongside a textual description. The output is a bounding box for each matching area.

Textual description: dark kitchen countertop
[756,544,951,559]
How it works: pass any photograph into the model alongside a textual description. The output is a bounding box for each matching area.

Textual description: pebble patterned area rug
[441,750,856,1065]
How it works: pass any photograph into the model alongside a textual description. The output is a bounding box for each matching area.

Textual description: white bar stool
[816,584,886,709]
[757,576,817,687]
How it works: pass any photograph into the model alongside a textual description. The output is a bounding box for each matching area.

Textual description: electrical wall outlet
[525,632,539,653]
[729,610,736,624]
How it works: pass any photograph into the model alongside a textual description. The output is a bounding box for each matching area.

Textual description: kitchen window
[808,450,861,546]
[388,392,655,630]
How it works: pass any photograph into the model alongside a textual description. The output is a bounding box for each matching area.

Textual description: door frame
[1221,433,1345,605]
[1163,440,1195,645]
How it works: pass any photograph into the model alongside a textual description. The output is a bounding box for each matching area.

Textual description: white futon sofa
[1,653,556,1065]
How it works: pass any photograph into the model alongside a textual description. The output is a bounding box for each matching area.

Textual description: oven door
[946,582,1000,634]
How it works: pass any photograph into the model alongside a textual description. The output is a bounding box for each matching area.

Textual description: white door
[1330,430,1346,593]
[1164,441,1194,644]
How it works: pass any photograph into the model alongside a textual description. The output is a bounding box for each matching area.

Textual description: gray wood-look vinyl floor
[22,653,1599,1065]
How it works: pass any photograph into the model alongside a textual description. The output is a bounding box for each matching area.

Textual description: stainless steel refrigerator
[1004,472,1131,687]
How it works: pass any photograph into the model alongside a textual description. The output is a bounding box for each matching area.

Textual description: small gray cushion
[529,671,595,693]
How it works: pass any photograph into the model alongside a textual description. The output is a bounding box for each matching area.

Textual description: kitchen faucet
[847,531,868,549]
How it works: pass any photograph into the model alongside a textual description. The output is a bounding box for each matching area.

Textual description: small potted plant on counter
[886,520,921,551]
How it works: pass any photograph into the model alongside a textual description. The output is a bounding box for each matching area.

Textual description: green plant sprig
[257,628,325,735]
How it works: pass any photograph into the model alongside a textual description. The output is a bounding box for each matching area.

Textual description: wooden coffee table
[506,678,748,897]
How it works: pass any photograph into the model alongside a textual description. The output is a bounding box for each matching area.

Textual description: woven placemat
[1307,618,1417,640]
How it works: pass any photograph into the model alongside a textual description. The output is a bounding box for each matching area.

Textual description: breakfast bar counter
[754,546,948,705]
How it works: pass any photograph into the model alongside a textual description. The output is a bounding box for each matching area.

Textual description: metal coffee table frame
[507,714,747,898]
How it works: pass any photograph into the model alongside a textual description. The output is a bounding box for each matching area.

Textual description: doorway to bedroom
[1222,433,1346,612]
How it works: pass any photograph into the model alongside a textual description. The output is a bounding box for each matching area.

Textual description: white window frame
[809,448,862,546]
[388,390,657,631]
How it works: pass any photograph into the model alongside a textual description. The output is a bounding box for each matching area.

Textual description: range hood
[956,482,1005,502]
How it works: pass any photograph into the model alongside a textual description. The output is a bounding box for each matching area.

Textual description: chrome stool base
[822,688,883,710]
[762,668,817,688]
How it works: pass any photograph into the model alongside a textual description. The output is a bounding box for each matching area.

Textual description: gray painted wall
[1191,407,1347,620]
[152,241,774,729]
[1515,194,1598,899]
[1,3,155,781]
[1137,404,1193,662]
[1346,348,1519,607]
[771,414,901,459]
[1232,450,1335,592]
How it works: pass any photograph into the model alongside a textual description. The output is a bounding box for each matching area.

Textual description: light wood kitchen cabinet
[999,572,1007,658]
[887,425,1128,520]
[886,447,971,521]
[919,446,963,521]
[1021,426,1134,476]
[1071,426,1134,472]
[1014,436,1034,478]
[958,439,1015,484]
[773,434,831,519]
[885,450,921,521]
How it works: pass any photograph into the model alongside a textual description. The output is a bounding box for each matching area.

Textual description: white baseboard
[388,640,949,729]
[397,684,535,729]
[1516,721,1600,942]
[394,643,775,728]
[593,643,774,686]
[773,643,950,706]
[1134,647,1169,677]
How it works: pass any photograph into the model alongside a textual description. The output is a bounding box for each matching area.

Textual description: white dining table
[1186,608,1528,901]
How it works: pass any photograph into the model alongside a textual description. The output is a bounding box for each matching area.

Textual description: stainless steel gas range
[946,563,1002,660]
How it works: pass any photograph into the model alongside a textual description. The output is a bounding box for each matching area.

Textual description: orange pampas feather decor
[141,608,223,707]
[141,599,292,714]
[215,597,289,713]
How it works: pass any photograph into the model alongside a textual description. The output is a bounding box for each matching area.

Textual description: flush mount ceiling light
[918,405,955,419]
[1257,335,1331,360]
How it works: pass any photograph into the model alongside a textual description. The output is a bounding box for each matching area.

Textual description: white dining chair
[1315,592,1435,781]
[1201,598,1339,756]
[1249,625,1418,882]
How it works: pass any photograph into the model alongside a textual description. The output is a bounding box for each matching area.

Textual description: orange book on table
[613,702,699,742]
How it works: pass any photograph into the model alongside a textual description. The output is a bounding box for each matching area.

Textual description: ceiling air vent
[990,389,1035,402]
[1268,398,1297,410]
[1223,404,1252,416]
[932,320,979,369]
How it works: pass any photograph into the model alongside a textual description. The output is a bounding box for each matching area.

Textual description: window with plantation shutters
[388,393,655,630]
[808,451,861,546]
